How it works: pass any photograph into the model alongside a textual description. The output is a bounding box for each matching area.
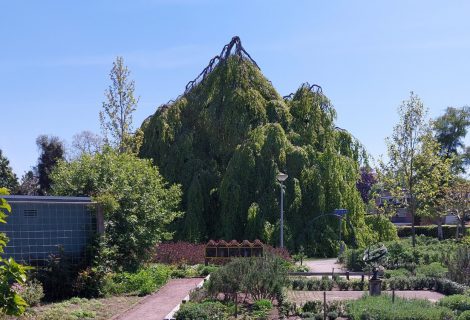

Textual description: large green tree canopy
[140,37,375,255]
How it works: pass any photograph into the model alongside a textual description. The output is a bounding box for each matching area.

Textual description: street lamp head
[277,172,288,182]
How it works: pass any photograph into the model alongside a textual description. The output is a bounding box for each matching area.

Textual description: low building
[0,195,103,266]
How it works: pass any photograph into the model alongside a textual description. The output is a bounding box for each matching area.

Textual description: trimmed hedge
[397,225,465,239]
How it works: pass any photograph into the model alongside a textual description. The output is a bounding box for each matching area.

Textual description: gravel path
[288,290,445,304]
[303,258,344,273]
[112,278,203,320]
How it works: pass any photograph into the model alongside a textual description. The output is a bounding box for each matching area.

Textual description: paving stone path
[112,278,203,320]
[288,290,445,304]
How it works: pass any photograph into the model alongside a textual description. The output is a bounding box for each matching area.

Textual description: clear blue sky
[2,1,470,177]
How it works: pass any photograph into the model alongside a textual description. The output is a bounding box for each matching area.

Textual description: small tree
[444,178,470,239]
[414,132,453,240]
[380,92,428,247]
[100,56,142,154]
[51,149,182,271]
[71,130,103,158]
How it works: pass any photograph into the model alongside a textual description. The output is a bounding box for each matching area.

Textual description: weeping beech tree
[140,37,378,255]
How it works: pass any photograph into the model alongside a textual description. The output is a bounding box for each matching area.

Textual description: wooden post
[392,289,395,303]
[323,291,327,320]
[346,271,350,280]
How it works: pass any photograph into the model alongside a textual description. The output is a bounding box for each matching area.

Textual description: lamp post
[277,172,288,248]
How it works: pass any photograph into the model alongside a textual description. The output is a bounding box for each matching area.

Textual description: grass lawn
[4,295,143,320]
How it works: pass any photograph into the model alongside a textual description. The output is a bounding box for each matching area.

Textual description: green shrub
[175,301,227,320]
[384,268,410,279]
[306,279,321,291]
[293,279,306,290]
[336,279,351,291]
[196,265,218,277]
[448,246,470,286]
[253,299,272,311]
[320,279,334,291]
[416,262,448,278]
[103,264,172,296]
[459,310,470,320]
[208,254,288,301]
[70,309,96,318]
[347,295,453,320]
[436,278,468,295]
[326,310,338,319]
[439,295,470,312]
[302,300,322,313]
[15,279,44,307]
[350,279,365,291]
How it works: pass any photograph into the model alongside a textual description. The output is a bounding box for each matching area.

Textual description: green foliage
[0,188,29,315]
[346,295,453,320]
[175,301,228,320]
[51,149,182,271]
[439,295,470,313]
[102,264,172,296]
[253,299,273,311]
[433,106,470,174]
[0,149,19,192]
[448,246,470,286]
[15,279,44,307]
[459,310,470,320]
[416,262,448,278]
[36,135,65,195]
[364,215,398,242]
[140,45,373,253]
[100,56,143,154]
[207,254,288,301]
[397,225,465,239]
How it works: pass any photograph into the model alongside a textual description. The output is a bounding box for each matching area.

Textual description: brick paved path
[113,278,203,320]
[288,290,445,304]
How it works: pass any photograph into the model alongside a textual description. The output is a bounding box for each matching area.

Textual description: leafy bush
[175,301,227,320]
[253,299,273,311]
[73,267,106,298]
[448,245,470,286]
[347,295,453,320]
[196,264,218,277]
[208,254,288,301]
[364,215,398,242]
[38,250,76,301]
[302,300,322,313]
[320,279,334,291]
[292,279,306,290]
[350,279,366,291]
[384,268,410,279]
[13,279,44,307]
[154,242,205,265]
[416,262,448,278]
[103,264,172,296]
[459,310,470,320]
[336,279,351,291]
[435,278,469,295]
[306,279,321,291]
[439,294,470,312]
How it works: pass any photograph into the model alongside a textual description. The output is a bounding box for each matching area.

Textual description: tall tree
[36,135,65,195]
[17,170,40,195]
[0,150,19,193]
[380,92,428,247]
[71,130,103,158]
[356,167,377,204]
[433,106,470,173]
[100,56,142,154]
[414,132,453,240]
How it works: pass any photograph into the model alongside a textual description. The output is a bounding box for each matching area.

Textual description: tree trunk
[437,219,443,240]
[456,218,460,240]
